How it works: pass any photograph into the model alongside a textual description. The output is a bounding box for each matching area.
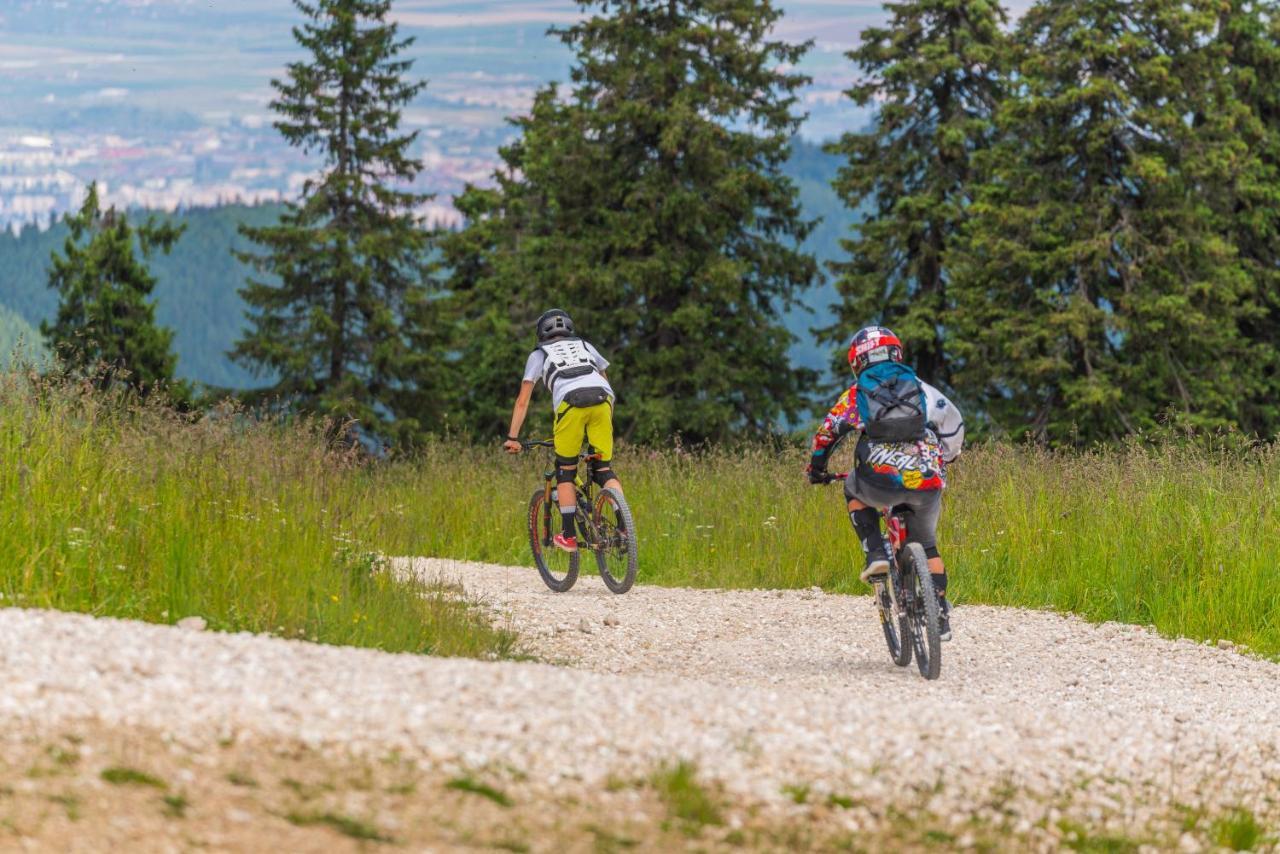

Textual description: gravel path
[2,558,1278,841]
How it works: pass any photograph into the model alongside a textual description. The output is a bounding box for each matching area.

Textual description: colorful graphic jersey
[810,386,862,467]
[809,380,965,492]
[855,435,946,492]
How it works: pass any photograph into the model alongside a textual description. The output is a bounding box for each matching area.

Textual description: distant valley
[0,141,856,389]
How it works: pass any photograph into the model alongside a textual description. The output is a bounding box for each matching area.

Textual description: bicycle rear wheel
[591,487,637,594]
[528,489,579,592]
[901,542,942,680]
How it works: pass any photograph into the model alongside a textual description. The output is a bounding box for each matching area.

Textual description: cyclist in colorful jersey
[805,326,965,639]
[503,309,622,553]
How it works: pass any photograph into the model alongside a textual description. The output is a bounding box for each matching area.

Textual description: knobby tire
[592,487,637,594]
[902,542,942,680]
[879,579,913,668]
[528,489,579,593]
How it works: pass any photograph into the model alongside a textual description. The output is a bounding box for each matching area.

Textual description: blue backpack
[856,362,928,442]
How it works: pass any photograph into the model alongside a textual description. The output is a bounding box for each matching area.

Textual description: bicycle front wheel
[528,489,579,592]
[877,579,912,668]
[901,542,942,680]
[592,487,637,594]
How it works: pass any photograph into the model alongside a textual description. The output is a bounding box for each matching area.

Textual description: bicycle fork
[575,495,598,550]
[874,566,903,624]
[878,520,907,623]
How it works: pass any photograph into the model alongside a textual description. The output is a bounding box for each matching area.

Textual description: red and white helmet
[848,325,904,374]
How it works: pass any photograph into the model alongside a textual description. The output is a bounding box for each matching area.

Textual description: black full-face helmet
[535,308,575,342]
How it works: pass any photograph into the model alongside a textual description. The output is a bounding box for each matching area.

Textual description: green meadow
[3,372,1276,659]
[403,438,1280,658]
[0,373,514,659]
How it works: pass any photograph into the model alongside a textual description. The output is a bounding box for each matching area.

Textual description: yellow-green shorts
[554,400,614,462]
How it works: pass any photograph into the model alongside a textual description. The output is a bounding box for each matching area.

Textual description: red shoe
[553,533,579,553]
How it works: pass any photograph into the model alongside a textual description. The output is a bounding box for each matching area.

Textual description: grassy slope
[396,441,1280,658]
[7,366,1269,660]
[0,375,513,659]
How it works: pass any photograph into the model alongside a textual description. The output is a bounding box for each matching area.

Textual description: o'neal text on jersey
[865,445,925,471]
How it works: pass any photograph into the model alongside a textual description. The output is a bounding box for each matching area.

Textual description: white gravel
[3,557,1278,834]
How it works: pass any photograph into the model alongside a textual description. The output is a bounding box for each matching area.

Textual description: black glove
[807,466,833,485]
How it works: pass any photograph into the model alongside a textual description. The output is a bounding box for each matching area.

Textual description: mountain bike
[523,440,638,594]
[831,474,943,680]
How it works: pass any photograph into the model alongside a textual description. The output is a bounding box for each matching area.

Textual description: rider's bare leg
[556,475,577,510]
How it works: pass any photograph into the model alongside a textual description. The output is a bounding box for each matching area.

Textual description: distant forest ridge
[0,203,282,389]
[0,140,853,390]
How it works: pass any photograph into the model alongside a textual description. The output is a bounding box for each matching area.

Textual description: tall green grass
[398,440,1280,657]
[0,374,514,658]
[8,369,1275,660]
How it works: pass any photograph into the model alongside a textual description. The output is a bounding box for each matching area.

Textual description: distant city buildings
[0,121,497,232]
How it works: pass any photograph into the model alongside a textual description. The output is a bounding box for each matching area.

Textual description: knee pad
[590,461,616,488]
[924,544,941,560]
[555,458,578,485]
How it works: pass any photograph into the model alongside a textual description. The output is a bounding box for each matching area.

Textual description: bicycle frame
[830,473,910,566]
[530,441,605,549]
[826,473,940,677]
[834,475,912,613]
[884,507,908,554]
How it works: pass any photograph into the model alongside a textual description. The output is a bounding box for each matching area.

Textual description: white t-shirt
[922,381,965,463]
[523,340,614,411]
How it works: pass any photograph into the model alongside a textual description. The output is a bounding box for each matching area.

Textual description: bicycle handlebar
[520,439,605,463]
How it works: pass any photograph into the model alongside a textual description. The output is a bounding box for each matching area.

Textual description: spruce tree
[43,182,184,397]
[948,0,1262,442]
[1214,1,1280,434]
[234,0,439,443]
[823,0,1008,388]
[442,0,817,443]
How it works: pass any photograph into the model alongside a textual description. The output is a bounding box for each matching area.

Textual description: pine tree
[43,182,184,397]
[823,0,1008,388]
[1214,1,1280,434]
[948,0,1262,442]
[442,0,817,443]
[234,0,440,443]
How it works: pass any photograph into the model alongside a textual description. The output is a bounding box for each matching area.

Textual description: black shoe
[938,596,952,642]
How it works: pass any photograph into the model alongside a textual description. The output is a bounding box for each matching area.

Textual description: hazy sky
[0,0,1034,139]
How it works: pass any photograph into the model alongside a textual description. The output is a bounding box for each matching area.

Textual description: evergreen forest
[1,0,1276,447]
